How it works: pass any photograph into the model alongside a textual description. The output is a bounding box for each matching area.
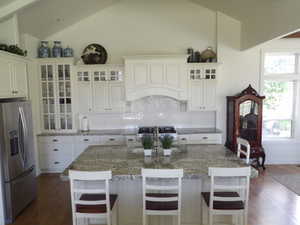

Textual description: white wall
[46,0,216,64]
[0,14,19,45]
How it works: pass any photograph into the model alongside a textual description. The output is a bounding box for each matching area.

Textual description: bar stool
[201,167,251,225]
[69,170,118,225]
[142,168,183,225]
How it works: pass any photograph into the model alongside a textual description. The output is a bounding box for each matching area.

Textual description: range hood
[124,55,188,101]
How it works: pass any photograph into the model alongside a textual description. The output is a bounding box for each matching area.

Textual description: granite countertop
[177,128,222,134]
[38,128,222,137]
[62,145,258,180]
[38,129,138,136]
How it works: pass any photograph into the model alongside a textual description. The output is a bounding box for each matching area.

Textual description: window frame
[261,49,300,140]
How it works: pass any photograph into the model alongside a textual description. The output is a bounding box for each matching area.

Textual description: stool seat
[201,192,244,210]
[76,194,118,213]
[146,193,178,211]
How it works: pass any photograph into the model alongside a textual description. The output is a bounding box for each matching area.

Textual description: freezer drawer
[4,166,37,223]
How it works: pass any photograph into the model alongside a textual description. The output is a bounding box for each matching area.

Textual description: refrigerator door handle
[18,108,26,168]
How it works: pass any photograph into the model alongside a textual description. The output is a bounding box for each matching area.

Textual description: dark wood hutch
[225,85,266,169]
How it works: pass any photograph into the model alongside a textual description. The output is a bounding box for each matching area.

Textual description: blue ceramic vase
[52,41,62,57]
[38,41,50,58]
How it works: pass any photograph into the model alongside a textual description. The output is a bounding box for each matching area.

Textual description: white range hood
[124,55,188,101]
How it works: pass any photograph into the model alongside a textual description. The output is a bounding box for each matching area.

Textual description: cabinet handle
[181,138,187,141]
[53,149,59,152]
[109,138,115,141]
[128,139,134,141]
[53,139,58,142]
[54,162,60,164]
[84,139,89,142]
[12,91,18,94]
[202,137,208,140]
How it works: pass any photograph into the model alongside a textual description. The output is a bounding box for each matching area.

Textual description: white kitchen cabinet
[74,136,101,159]
[38,136,74,173]
[38,58,75,132]
[178,133,222,144]
[76,65,125,113]
[0,52,28,98]
[188,63,219,111]
[124,55,188,101]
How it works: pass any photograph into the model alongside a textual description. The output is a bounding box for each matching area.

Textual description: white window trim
[260,49,299,140]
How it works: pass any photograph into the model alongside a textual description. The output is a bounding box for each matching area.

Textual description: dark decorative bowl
[81,44,107,64]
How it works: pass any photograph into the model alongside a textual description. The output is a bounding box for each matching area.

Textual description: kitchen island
[63,145,257,225]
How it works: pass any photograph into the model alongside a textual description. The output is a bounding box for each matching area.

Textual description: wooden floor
[11,165,300,225]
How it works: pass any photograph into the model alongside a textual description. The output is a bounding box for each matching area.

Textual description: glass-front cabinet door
[39,60,74,132]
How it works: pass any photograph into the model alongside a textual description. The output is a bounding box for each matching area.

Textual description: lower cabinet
[178,133,222,144]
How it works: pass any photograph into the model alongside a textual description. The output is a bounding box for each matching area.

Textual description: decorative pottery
[81,44,108,64]
[52,41,63,57]
[187,48,194,63]
[201,47,217,62]
[0,44,8,51]
[63,46,73,57]
[38,41,50,58]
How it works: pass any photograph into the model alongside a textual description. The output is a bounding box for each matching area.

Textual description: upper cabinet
[76,65,125,113]
[124,55,188,101]
[188,63,219,111]
[38,58,75,132]
[0,51,28,98]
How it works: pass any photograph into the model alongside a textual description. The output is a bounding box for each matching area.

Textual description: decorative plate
[81,44,107,64]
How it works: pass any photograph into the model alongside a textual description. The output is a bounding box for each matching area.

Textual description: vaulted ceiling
[1,0,300,50]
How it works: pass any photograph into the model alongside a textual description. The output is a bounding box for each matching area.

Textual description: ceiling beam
[0,0,40,21]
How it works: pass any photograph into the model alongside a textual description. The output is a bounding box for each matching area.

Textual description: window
[262,52,299,138]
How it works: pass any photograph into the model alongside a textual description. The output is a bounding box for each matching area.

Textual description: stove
[137,126,177,140]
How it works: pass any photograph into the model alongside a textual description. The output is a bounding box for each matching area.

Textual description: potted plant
[142,135,153,157]
[160,135,174,156]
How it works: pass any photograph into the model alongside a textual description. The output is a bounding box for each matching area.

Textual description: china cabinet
[76,65,125,113]
[124,55,188,101]
[225,85,266,169]
[38,58,75,132]
[0,51,28,98]
[188,63,218,111]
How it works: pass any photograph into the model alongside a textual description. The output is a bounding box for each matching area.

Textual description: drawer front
[38,136,74,144]
[101,135,125,145]
[39,154,72,173]
[187,134,222,144]
[38,142,73,156]
[75,136,101,144]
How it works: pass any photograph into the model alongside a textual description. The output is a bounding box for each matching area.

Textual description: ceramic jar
[63,46,73,57]
[52,41,63,57]
[38,41,50,58]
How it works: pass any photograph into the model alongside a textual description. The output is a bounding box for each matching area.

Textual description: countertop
[38,128,222,136]
[62,144,257,180]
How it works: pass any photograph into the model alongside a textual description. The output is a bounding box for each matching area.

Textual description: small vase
[201,47,217,62]
[38,41,50,58]
[63,46,73,57]
[52,41,63,57]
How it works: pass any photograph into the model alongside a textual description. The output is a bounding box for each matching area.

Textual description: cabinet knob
[53,149,59,151]
[202,137,208,140]
[53,139,58,142]
[54,162,60,164]
[109,138,115,141]
[128,139,134,142]
[181,138,187,141]
[84,139,89,142]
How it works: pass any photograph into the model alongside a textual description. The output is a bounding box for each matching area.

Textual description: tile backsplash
[78,96,216,130]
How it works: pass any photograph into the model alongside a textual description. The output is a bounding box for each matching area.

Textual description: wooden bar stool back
[69,170,118,225]
[142,168,184,225]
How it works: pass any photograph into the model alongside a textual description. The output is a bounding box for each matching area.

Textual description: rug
[271,174,300,195]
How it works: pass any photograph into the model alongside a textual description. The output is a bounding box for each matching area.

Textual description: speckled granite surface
[62,145,258,180]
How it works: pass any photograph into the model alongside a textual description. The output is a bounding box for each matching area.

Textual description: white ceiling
[18,0,119,39]
[0,0,18,8]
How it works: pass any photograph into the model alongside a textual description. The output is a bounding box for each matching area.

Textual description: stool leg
[209,211,213,225]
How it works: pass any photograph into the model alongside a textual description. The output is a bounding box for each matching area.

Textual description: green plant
[142,135,153,149]
[160,135,173,149]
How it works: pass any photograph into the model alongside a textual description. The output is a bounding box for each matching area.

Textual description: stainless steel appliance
[137,126,178,140]
[0,101,37,224]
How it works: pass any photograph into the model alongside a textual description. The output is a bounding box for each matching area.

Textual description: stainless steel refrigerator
[0,101,37,224]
